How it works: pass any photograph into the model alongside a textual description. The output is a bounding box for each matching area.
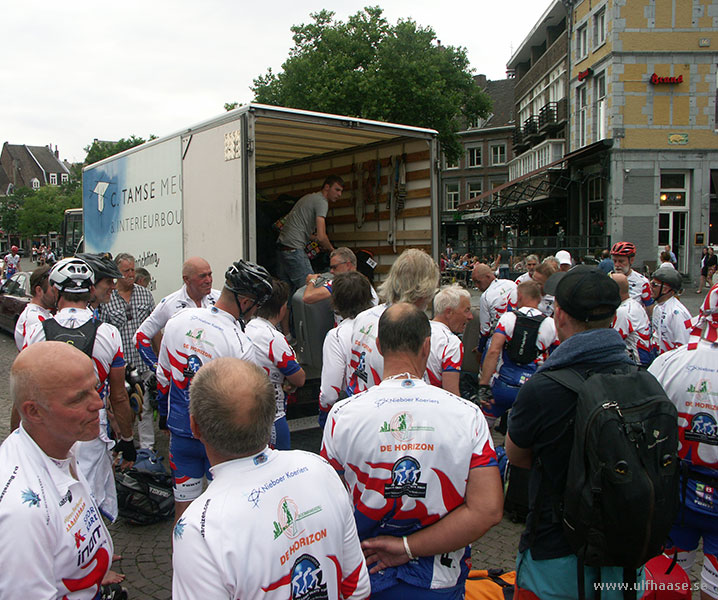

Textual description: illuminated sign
[650,73,683,84]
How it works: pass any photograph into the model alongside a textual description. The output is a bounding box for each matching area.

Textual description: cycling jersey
[346,304,388,395]
[172,447,370,600]
[4,252,20,277]
[494,307,557,371]
[627,269,654,308]
[612,296,653,366]
[425,321,463,388]
[319,317,354,413]
[649,341,718,516]
[14,302,52,350]
[0,425,113,600]
[651,296,691,355]
[321,378,498,594]
[24,307,125,520]
[514,272,533,285]
[479,279,517,337]
[156,305,257,439]
[135,284,220,370]
[245,317,301,422]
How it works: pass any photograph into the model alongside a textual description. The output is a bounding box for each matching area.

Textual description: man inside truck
[276,175,343,303]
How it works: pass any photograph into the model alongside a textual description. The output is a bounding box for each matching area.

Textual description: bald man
[472,262,517,353]
[0,342,117,599]
[135,256,221,370]
[610,273,653,366]
[172,358,370,599]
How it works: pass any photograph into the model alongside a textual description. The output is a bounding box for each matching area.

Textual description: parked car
[0,271,31,335]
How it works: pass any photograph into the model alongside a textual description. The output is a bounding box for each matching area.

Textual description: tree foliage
[247,7,491,160]
[84,135,153,166]
[14,181,81,239]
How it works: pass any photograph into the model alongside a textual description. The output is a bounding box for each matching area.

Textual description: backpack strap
[542,367,586,393]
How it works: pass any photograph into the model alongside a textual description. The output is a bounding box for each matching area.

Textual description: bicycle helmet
[49,257,95,293]
[11,245,18,254]
[651,266,683,293]
[224,260,273,307]
[610,241,636,257]
[75,252,122,281]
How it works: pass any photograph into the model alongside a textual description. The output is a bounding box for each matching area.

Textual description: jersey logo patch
[273,496,322,540]
[384,456,427,498]
[685,413,718,445]
[291,554,328,600]
[379,412,434,442]
[183,355,203,379]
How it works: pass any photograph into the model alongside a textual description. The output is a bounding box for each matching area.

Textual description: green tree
[84,135,155,166]
[246,7,491,160]
[16,184,80,239]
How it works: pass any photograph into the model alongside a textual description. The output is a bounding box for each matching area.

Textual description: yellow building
[567,0,718,274]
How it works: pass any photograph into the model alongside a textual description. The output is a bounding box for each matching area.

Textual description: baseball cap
[554,265,620,322]
[556,250,572,266]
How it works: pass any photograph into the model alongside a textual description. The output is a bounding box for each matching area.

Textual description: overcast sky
[2,1,549,163]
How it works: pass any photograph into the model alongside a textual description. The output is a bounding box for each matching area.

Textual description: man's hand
[305,273,318,286]
[114,439,136,470]
[477,384,494,410]
[361,536,411,574]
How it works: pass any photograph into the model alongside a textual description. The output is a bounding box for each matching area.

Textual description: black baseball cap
[554,265,620,322]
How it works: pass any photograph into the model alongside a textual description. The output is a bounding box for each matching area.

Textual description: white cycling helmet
[49,257,95,293]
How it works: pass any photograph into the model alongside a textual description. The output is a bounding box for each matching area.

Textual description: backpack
[115,468,174,525]
[42,317,100,357]
[544,365,680,599]
[505,312,546,365]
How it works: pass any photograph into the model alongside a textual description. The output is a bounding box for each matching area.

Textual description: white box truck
[82,103,440,301]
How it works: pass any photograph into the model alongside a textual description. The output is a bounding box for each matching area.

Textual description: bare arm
[303,277,331,304]
[361,465,503,573]
[505,433,532,469]
[315,216,334,252]
[151,332,163,356]
[479,332,506,385]
[285,367,306,388]
[108,366,135,440]
[441,371,461,397]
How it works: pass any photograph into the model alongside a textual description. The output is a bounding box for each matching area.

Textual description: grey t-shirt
[277,191,328,250]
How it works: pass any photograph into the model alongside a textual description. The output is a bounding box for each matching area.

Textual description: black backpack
[505,313,546,365]
[42,317,100,357]
[115,469,174,525]
[544,365,680,599]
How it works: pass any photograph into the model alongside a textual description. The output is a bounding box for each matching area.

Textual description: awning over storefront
[458,139,613,214]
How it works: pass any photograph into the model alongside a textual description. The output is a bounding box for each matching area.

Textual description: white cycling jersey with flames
[157,306,257,439]
[651,296,691,355]
[14,303,52,351]
[0,426,113,600]
[612,296,653,366]
[479,279,517,337]
[346,304,388,395]
[425,320,463,388]
[245,317,302,421]
[321,377,498,594]
[135,285,221,370]
[172,447,370,600]
[319,317,354,413]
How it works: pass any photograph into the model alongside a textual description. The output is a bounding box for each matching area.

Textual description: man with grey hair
[172,357,370,600]
[99,252,157,449]
[346,248,440,394]
[427,284,473,396]
[303,246,379,323]
[515,254,539,285]
[0,342,117,599]
[322,303,502,599]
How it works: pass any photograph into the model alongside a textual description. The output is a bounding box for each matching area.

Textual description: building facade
[567,0,718,277]
[440,76,515,258]
[0,143,70,196]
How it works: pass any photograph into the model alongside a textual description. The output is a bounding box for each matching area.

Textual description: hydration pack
[42,317,100,357]
[505,313,545,365]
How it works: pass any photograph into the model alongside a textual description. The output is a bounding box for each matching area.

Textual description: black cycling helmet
[652,266,683,293]
[225,260,273,307]
[49,257,95,293]
[76,252,122,281]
